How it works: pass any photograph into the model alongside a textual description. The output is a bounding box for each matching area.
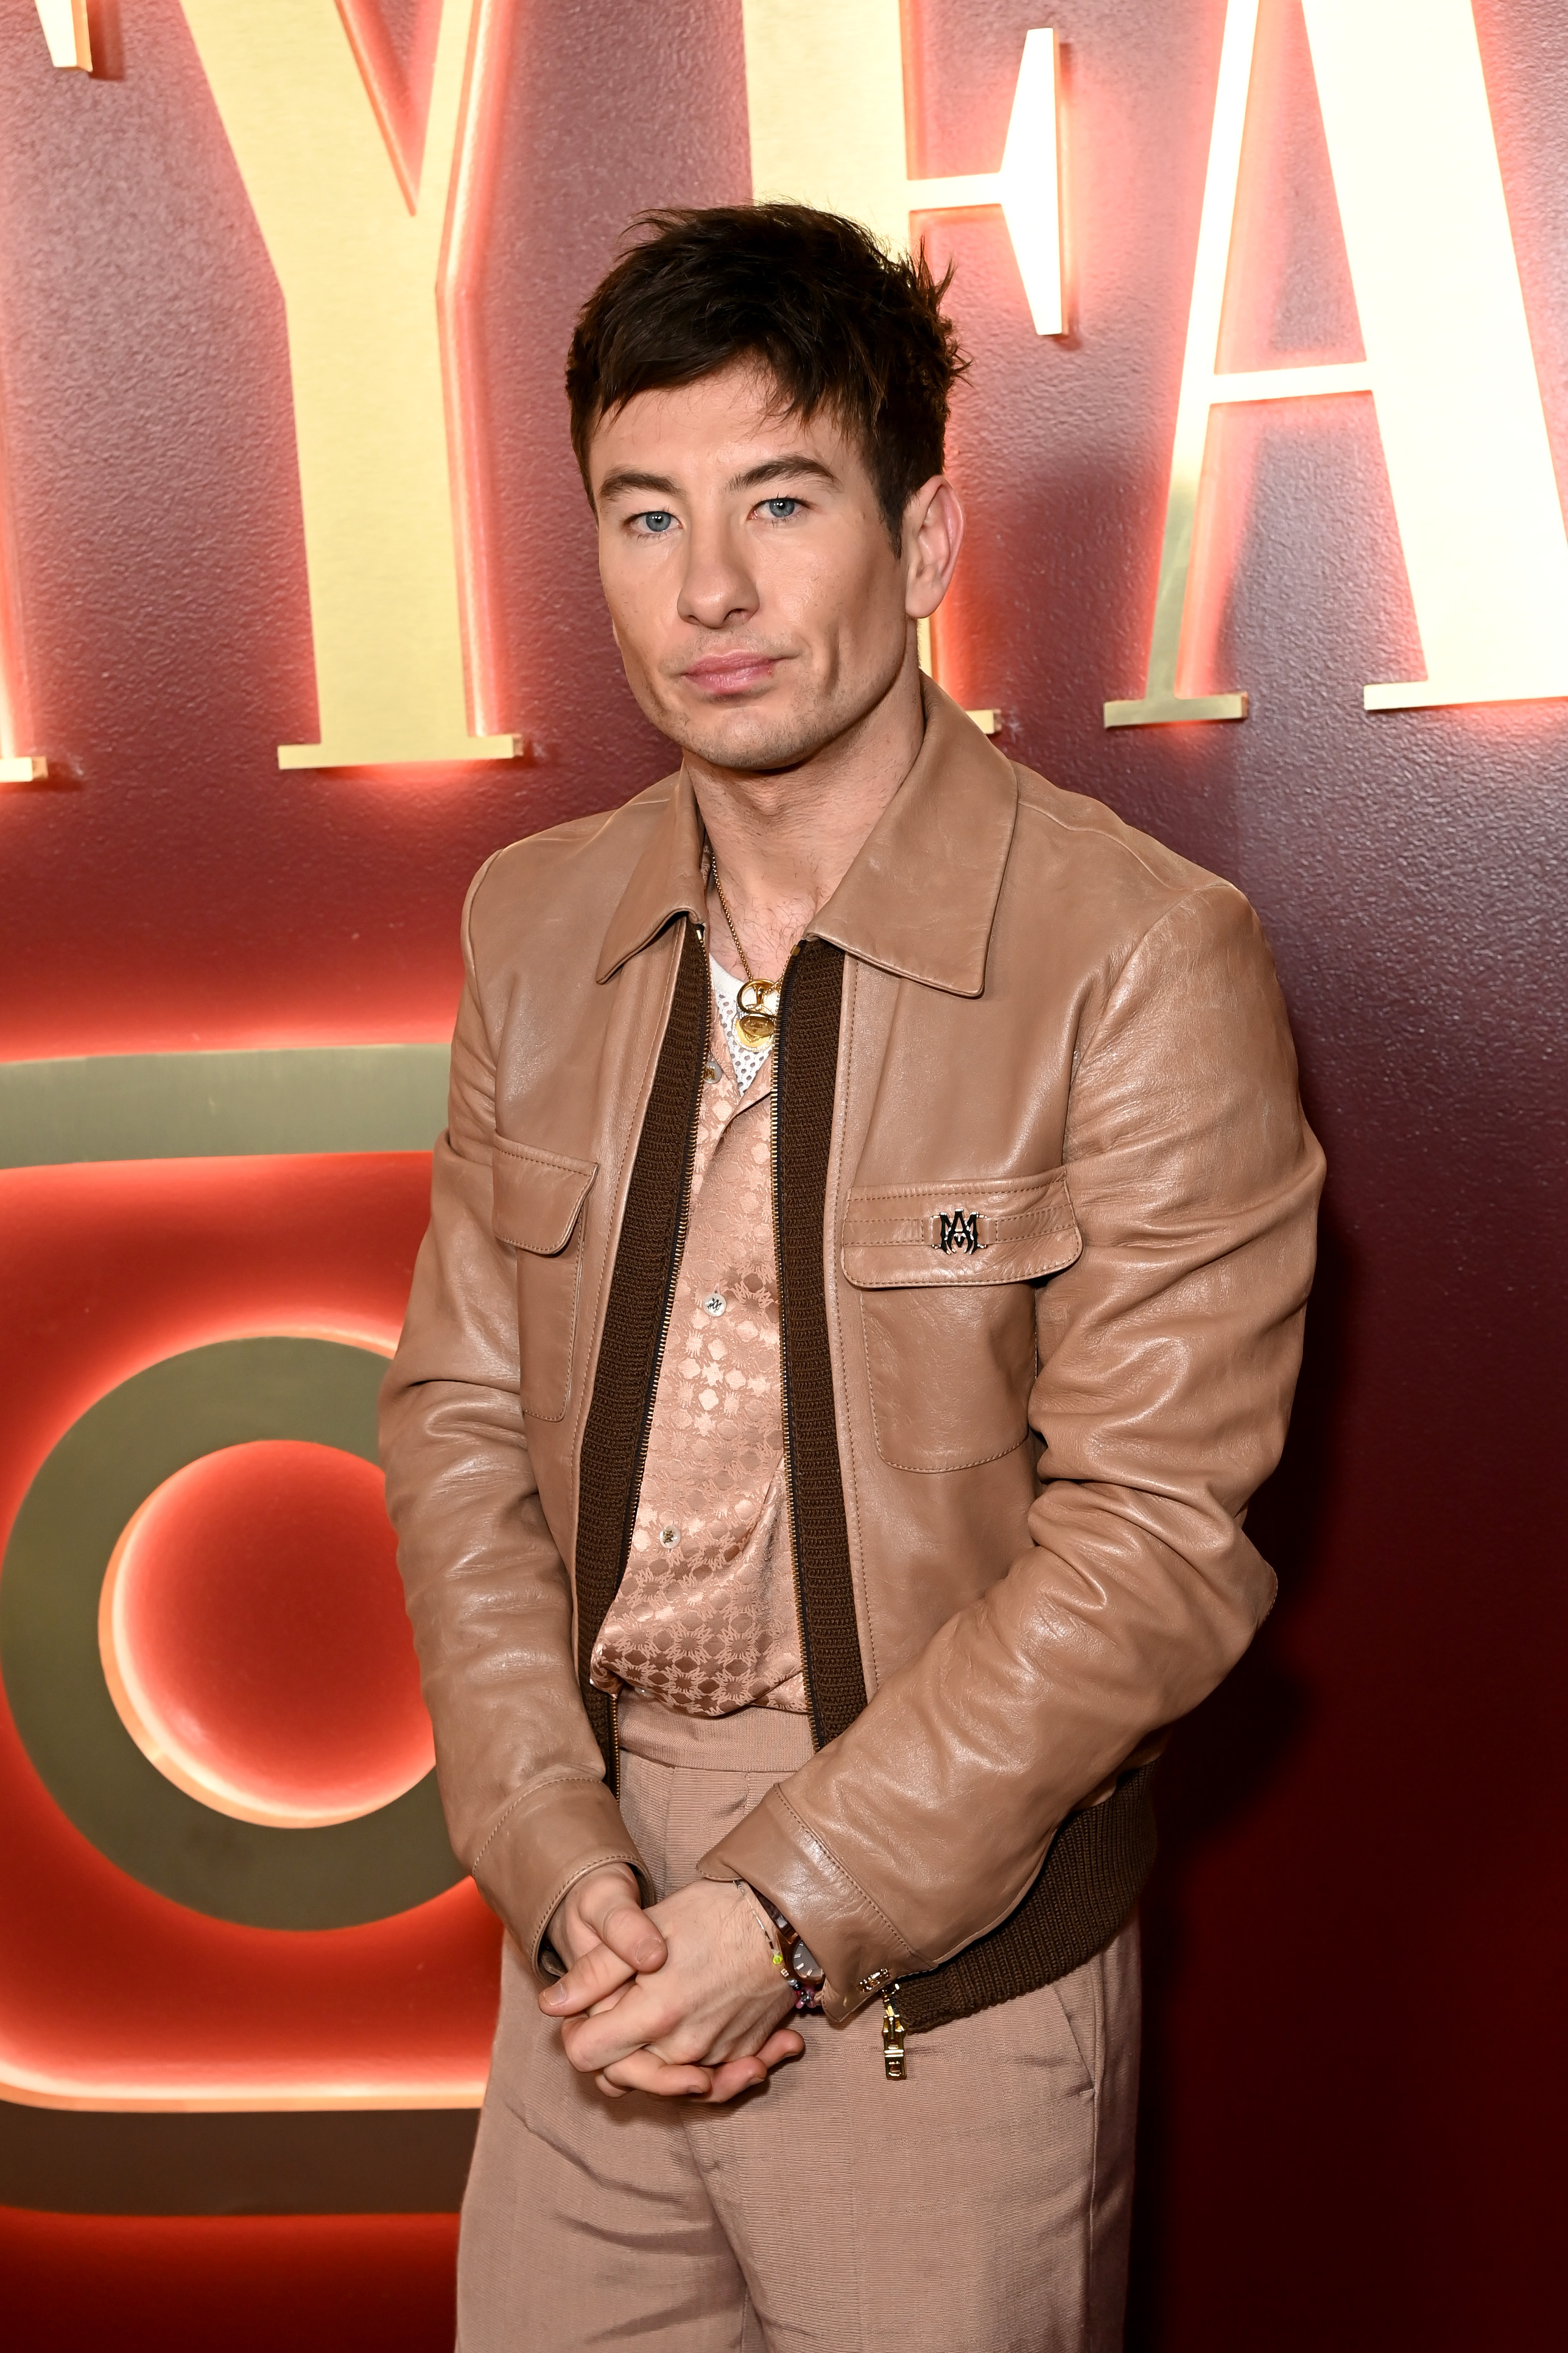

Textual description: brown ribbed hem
[898,1766,1159,2033]
[703,1765,1159,2030]
[469,1774,652,1977]
[617,1695,814,1775]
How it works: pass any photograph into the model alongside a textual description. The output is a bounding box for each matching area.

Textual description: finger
[754,2026,806,2070]
[594,2048,714,2100]
[538,1944,637,2017]
[560,2003,673,2077]
[594,1895,667,1976]
[695,2028,805,2104]
[695,2056,770,2104]
[680,2022,804,2073]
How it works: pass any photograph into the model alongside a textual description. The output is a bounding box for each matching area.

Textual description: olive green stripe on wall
[0,1044,451,1168]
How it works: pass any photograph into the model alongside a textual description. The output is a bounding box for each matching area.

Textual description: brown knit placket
[573,917,709,1787]
[771,940,868,1750]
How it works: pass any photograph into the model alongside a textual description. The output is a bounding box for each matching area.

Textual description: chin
[684,725,823,774]
[672,693,867,775]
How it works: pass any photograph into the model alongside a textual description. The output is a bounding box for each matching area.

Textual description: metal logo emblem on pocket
[937,1208,980,1254]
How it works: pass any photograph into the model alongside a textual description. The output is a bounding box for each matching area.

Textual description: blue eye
[762,496,800,520]
[638,510,675,534]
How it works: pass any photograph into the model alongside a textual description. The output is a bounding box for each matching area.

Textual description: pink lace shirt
[589,993,807,1716]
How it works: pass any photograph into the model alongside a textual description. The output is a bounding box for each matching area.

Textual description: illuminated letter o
[0,1337,462,1930]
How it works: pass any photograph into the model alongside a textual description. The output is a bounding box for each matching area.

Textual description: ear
[902,475,965,622]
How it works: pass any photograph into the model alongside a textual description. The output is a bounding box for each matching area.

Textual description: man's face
[589,363,929,772]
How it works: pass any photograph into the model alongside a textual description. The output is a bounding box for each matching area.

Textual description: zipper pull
[881,1989,906,2080]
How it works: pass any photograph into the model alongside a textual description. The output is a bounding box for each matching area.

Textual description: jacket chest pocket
[491,1140,598,1423]
[840,1168,1081,1473]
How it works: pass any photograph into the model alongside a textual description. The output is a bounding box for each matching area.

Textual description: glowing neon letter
[35,2,91,72]
[1107,0,1568,727]
[743,4,1063,335]
[0,12,82,780]
[178,0,518,771]
[743,1,1055,730]
[0,409,46,778]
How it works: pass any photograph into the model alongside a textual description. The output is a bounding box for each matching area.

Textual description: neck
[689,647,925,980]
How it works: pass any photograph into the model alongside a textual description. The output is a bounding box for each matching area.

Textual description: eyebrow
[594,453,842,506]
[595,468,680,503]
[728,455,840,493]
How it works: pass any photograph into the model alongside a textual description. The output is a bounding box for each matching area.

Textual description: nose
[677,514,759,632]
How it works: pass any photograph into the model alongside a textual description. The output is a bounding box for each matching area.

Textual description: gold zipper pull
[881,1990,906,2080]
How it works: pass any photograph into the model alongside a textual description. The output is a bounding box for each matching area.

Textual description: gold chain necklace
[706,851,782,1048]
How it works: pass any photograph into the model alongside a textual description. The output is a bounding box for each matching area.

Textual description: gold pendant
[735,978,779,1048]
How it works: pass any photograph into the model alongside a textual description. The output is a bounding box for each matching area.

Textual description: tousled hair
[566,203,968,546]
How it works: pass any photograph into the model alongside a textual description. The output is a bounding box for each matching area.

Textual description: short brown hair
[566,204,967,546]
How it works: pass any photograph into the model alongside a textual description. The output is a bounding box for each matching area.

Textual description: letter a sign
[1108,0,1568,724]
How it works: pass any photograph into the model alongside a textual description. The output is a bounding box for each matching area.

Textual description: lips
[682,652,781,694]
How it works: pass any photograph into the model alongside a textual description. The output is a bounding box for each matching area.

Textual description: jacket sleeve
[701,880,1326,2016]
[379,864,650,1969]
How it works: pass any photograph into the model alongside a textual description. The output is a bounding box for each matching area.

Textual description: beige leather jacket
[381,685,1324,2024]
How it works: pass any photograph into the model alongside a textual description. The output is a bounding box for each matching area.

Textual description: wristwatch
[762,1896,826,1999]
[734,1880,826,2009]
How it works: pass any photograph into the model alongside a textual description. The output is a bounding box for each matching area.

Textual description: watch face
[788,1937,825,1986]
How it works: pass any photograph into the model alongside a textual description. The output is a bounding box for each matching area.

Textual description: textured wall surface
[0,2,1561,2345]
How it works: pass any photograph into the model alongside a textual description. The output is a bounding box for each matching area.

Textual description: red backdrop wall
[0,2,1561,2346]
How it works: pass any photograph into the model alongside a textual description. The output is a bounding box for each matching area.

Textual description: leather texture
[380,684,1325,2014]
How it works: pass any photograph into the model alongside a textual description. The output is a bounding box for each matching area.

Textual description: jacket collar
[596,770,709,983]
[808,682,1016,997]
[597,679,1017,997]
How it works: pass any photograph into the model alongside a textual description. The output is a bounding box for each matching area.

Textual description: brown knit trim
[574,919,708,1787]
[773,940,867,1749]
[896,1765,1159,2033]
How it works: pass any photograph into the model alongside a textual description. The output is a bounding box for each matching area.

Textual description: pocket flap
[491,1140,597,1255]
[841,1166,1081,1289]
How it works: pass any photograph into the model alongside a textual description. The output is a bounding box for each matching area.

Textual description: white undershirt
[709,957,773,1096]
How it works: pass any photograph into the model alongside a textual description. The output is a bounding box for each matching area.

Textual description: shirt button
[658,1525,680,1548]
[703,1293,726,1317]
[703,1057,723,1083]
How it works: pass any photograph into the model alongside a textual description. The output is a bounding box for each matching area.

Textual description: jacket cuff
[698,1783,924,2022]
[469,1773,652,1978]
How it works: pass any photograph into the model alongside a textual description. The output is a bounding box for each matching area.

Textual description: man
[381,203,1324,2351]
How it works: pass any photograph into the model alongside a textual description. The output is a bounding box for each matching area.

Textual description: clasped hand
[538,1866,804,2102]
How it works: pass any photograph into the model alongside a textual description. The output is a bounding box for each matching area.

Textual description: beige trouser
[457,1699,1141,2352]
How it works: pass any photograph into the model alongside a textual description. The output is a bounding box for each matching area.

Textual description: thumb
[588,1884,667,1975]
